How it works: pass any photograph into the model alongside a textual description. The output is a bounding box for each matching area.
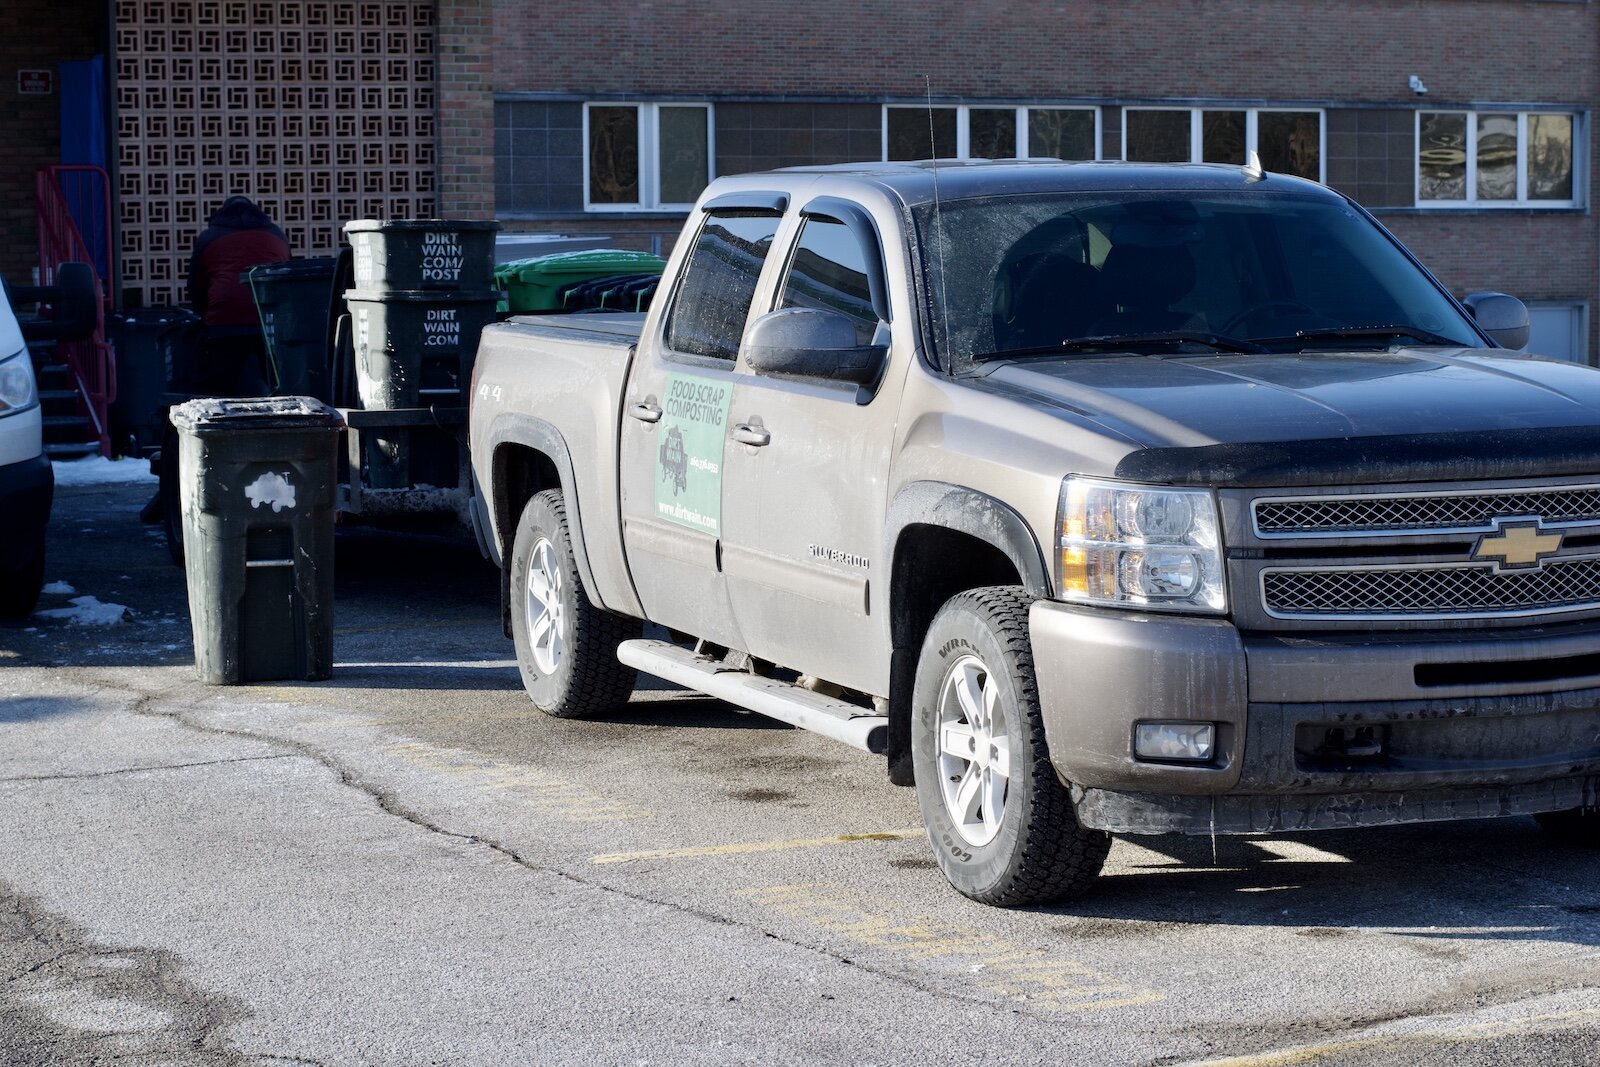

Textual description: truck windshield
[911,189,1484,372]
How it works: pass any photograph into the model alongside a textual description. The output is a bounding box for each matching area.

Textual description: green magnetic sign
[655,373,732,536]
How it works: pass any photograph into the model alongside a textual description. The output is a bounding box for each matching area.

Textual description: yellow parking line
[740,882,1164,1014]
[592,829,925,865]
[1185,1005,1600,1066]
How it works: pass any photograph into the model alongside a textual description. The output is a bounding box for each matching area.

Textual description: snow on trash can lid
[169,396,345,434]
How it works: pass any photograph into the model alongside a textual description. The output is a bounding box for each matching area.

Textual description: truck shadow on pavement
[1048,820,1600,947]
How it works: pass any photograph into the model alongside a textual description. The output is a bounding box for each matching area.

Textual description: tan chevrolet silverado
[469,160,1600,906]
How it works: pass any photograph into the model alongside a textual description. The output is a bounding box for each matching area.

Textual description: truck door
[618,203,786,648]
[720,200,901,695]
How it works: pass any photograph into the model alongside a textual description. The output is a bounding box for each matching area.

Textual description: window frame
[1414,109,1581,209]
[1120,106,1327,182]
[882,104,1102,161]
[582,101,715,212]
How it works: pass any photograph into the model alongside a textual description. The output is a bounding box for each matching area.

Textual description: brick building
[5,0,1597,358]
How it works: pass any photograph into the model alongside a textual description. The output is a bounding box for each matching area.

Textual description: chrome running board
[617,639,888,753]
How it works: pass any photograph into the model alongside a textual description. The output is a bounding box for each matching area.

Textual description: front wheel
[911,587,1110,906]
[0,543,46,621]
[509,489,641,718]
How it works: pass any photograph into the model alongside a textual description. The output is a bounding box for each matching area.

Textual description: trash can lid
[169,396,345,434]
[342,288,505,304]
[110,307,200,327]
[245,257,339,280]
[344,218,502,234]
[502,249,666,277]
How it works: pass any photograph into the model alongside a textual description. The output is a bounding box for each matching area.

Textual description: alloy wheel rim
[935,654,1012,848]
[525,536,564,675]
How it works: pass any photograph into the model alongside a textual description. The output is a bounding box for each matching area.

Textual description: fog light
[1134,721,1216,762]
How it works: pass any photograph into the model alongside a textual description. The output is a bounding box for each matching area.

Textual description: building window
[1122,108,1323,181]
[884,105,1100,161]
[1417,111,1577,207]
[584,102,712,211]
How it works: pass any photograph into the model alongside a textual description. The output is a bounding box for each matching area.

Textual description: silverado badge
[1473,519,1563,571]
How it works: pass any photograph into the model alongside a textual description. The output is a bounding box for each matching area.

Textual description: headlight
[1057,476,1226,613]
[0,349,37,415]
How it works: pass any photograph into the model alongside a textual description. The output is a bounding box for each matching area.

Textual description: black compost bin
[344,219,500,292]
[246,257,339,400]
[344,288,498,488]
[108,306,201,453]
[170,397,344,684]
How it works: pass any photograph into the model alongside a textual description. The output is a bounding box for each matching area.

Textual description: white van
[0,282,53,618]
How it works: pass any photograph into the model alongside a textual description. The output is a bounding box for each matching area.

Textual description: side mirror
[743,307,886,387]
[1463,291,1529,351]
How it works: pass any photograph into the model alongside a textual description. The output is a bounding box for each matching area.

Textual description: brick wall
[482,0,1599,355]
[491,0,1593,104]
[436,0,495,218]
[0,0,101,284]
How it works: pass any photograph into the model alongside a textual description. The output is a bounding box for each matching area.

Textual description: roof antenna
[925,75,952,360]
[1243,150,1266,183]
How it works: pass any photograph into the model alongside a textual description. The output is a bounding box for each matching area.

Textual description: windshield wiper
[975,331,1265,362]
[1252,325,1467,350]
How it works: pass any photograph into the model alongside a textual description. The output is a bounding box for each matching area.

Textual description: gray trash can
[345,288,498,488]
[170,397,345,684]
[344,219,500,291]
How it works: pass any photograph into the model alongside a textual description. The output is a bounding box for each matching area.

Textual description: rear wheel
[510,489,640,718]
[911,586,1110,906]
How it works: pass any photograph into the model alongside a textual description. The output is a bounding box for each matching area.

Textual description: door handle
[733,423,771,447]
[628,401,663,424]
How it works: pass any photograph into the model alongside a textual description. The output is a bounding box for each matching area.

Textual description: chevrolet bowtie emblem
[1473,520,1564,571]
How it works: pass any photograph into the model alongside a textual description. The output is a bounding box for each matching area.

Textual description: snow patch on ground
[52,456,157,487]
[40,581,76,595]
[35,596,133,626]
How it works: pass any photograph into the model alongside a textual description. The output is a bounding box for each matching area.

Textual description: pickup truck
[469,160,1600,907]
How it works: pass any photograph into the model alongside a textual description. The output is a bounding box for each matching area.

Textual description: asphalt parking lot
[5,477,1600,1066]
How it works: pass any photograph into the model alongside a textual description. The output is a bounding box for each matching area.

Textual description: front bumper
[0,452,52,568]
[1029,600,1600,834]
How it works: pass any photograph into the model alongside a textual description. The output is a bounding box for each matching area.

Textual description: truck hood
[983,348,1600,486]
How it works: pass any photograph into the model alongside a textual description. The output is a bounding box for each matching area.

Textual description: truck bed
[469,310,647,615]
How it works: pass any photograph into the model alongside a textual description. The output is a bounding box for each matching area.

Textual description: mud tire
[510,489,640,718]
[911,586,1111,907]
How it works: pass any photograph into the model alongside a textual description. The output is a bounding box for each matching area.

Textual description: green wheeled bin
[497,249,667,313]
[170,397,345,684]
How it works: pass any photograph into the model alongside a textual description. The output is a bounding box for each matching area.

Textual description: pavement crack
[110,678,1067,1024]
[0,754,297,785]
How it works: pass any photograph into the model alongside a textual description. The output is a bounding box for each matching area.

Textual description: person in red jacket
[185,196,290,395]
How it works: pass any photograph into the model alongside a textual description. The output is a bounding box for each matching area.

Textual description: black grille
[1255,488,1600,535]
[1263,557,1600,618]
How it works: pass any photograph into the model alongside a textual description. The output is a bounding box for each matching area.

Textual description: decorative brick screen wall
[113,0,438,308]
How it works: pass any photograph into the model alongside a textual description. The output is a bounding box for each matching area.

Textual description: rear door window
[664,212,783,361]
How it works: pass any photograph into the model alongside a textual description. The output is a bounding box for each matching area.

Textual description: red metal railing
[35,164,116,456]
